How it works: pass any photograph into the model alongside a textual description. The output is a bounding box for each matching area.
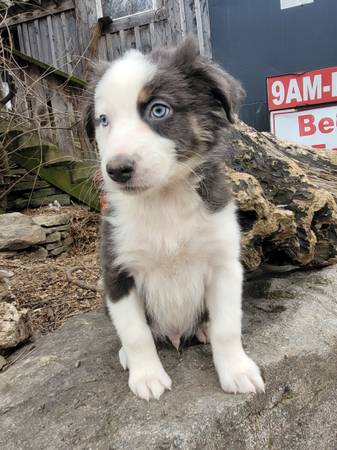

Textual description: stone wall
[0,212,72,258]
[4,164,71,212]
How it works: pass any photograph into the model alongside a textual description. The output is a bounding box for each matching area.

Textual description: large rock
[0,303,31,350]
[1,267,337,449]
[0,213,46,251]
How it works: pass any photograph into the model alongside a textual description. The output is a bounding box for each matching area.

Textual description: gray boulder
[0,303,32,350]
[1,267,337,449]
[0,213,46,251]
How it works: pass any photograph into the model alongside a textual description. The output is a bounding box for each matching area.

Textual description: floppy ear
[204,63,246,124]
[172,37,245,123]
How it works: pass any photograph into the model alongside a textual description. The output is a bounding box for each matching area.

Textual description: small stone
[0,270,14,278]
[11,180,50,192]
[45,224,71,235]
[22,187,57,199]
[0,355,7,370]
[50,246,67,256]
[44,232,61,244]
[0,303,32,350]
[15,195,71,210]
[30,247,48,260]
[62,236,73,247]
[0,252,18,259]
[46,242,63,251]
[32,214,70,228]
[75,360,81,368]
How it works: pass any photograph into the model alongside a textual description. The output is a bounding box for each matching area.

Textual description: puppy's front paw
[129,365,172,401]
[216,352,264,394]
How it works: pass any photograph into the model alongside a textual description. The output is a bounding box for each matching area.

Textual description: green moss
[10,146,99,211]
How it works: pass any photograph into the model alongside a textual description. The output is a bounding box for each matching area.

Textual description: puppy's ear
[171,36,200,69]
[171,37,245,123]
[204,63,246,124]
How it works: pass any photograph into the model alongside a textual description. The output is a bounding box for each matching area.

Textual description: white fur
[107,291,171,400]
[95,51,177,193]
[98,50,264,400]
[107,185,239,338]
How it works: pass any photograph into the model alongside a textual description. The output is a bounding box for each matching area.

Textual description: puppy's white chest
[113,188,212,337]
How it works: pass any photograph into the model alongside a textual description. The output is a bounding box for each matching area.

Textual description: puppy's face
[89,39,244,194]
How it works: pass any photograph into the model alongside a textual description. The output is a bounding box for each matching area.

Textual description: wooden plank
[111,32,122,59]
[21,23,31,56]
[166,0,182,45]
[125,29,136,50]
[6,46,87,88]
[119,29,126,53]
[47,15,57,67]
[64,10,82,76]
[33,19,42,60]
[183,0,197,36]
[194,0,205,56]
[50,89,75,156]
[178,0,187,38]
[134,26,141,50]
[199,0,212,58]
[95,0,103,19]
[27,21,39,60]
[97,35,108,59]
[105,33,114,60]
[102,8,168,34]
[16,24,25,53]
[60,12,73,73]
[39,17,52,65]
[53,14,66,71]
[149,21,167,50]
[139,24,152,54]
[0,0,75,29]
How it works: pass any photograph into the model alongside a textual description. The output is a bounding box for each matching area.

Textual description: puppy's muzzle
[106,156,135,184]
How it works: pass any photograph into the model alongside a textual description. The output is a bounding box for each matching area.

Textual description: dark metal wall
[209,0,337,130]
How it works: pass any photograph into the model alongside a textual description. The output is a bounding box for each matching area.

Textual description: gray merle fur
[101,212,134,303]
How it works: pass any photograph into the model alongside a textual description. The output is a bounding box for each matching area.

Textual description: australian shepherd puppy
[86,38,264,400]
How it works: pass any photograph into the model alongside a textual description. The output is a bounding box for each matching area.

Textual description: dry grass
[0,206,102,336]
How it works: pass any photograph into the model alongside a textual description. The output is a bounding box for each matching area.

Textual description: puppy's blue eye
[100,114,109,127]
[149,102,171,120]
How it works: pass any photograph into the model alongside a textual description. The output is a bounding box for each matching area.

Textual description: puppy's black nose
[106,157,135,183]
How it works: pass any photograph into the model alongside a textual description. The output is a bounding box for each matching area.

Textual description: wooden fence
[0,0,212,160]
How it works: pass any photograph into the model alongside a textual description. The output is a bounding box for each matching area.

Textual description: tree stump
[225,122,337,271]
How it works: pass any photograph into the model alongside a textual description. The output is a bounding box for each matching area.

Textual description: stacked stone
[32,214,73,257]
[5,164,71,211]
[0,212,73,258]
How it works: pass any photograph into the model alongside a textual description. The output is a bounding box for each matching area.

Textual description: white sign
[280,0,314,10]
[271,105,337,150]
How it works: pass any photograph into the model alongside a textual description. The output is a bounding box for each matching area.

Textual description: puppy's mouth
[120,183,150,194]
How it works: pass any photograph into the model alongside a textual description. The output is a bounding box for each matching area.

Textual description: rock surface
[0,213,46,251]
[0,302,32,350]
[1,267,337,449]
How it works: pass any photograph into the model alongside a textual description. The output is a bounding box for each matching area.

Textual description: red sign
[267,66,337,111]
[270,105,337,150]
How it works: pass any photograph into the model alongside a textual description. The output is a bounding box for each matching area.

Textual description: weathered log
[225,121,337,271]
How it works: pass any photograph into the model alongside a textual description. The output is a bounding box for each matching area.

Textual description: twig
[66,266,100,292]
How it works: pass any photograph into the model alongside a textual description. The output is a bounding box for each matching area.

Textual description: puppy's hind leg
[195,322,209,344]
[107,291,172,401]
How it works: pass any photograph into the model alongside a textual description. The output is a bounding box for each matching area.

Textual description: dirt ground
[0,206,103,336]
